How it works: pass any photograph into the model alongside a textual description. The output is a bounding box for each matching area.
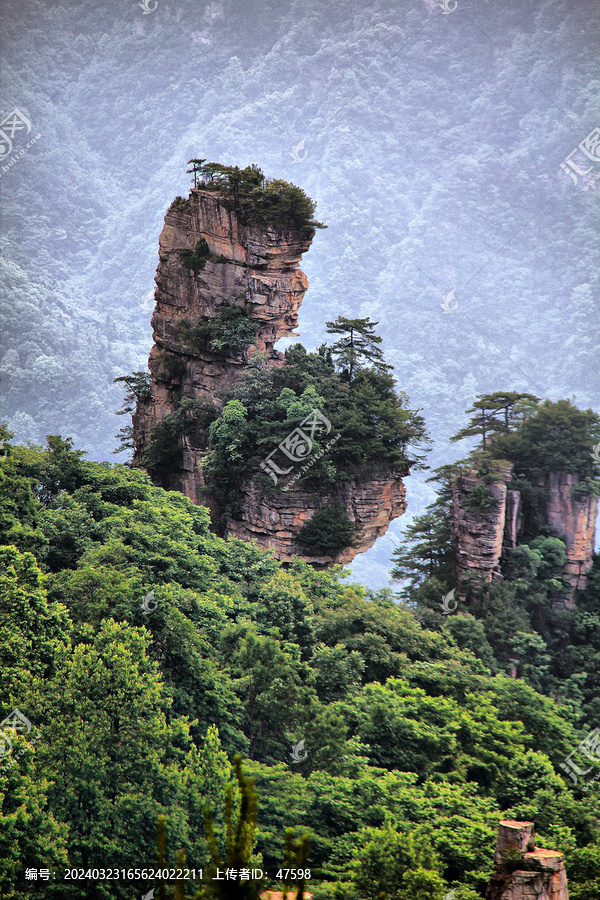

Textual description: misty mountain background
[1,0,599,587]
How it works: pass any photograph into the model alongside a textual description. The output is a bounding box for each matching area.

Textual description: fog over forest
[2,0,599,585]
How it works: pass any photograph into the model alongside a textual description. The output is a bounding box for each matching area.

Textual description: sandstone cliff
[451,465,514,586]
[227,466,408,566]
[544,472,598,598]
[133,188,409,564]
[132,189,312,463]
[486,820,569,900]
[451,467,597,603]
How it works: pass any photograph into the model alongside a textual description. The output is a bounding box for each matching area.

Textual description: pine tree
[325,316,391,382]
[187,158,207,189]
[450,392,539,450]
[390,506,452,589]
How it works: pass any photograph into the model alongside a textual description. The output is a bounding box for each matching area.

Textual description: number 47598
[276,869,311,881]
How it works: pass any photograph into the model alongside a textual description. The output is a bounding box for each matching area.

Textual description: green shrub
[189,161,326,234]
[177,303,256,359]
[156,350,187,383]
[571,477,600,501]
[179,237,211,272]
[463,482,500,513]
[297,501,356,557]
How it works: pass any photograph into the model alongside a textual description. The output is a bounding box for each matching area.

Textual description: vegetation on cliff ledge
[120,318,428,549]
[186,159,326,235]
[391,394,600,725]
[193,318,427,536]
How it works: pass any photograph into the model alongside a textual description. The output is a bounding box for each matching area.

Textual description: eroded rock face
[133,189,312,462]
[486,820,569,900]
[451,468,513,587]
[228,467,408,566]
[544,472,598,601]
[133,189,409,562]
[451,467,597,602]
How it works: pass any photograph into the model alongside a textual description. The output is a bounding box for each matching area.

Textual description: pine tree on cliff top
[450,391,540,450]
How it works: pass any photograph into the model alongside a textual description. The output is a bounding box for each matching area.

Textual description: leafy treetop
[185,159,326,235]
[450,392,540,450]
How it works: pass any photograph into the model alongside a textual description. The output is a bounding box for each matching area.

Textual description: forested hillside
[1,0,599,583]
[0,430,599,898]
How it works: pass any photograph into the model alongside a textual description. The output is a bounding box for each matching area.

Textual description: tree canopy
[184,161,326,235]
[0,433,598,897]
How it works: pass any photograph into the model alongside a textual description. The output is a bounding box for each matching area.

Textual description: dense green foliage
[201,336,428,529]
[392,396,600,724]
[489,399,600,493]
[297,502,357,558]
[177,305,257,361]
[0,431,598,897]
[137,318,429,535]
[187,161,325,235]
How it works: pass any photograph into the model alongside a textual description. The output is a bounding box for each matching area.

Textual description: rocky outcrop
[228,466,408,566]
[451,465,514,588]
[486,820,569,900]
[544,472,598,601]
[451,467,597,603]
[133,188,409,562]
[503,488,522,552]
[132,189,312,462]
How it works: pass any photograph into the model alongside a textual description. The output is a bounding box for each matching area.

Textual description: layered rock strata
[133,189,409,564]
[451,466,513,586]
[486,820,569,900]
[132,189,311,462]
[227,466,408,566]
[451,467,597,603]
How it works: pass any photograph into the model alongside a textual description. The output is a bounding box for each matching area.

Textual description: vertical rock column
[450,467,513,591]
[544,472,598,604]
